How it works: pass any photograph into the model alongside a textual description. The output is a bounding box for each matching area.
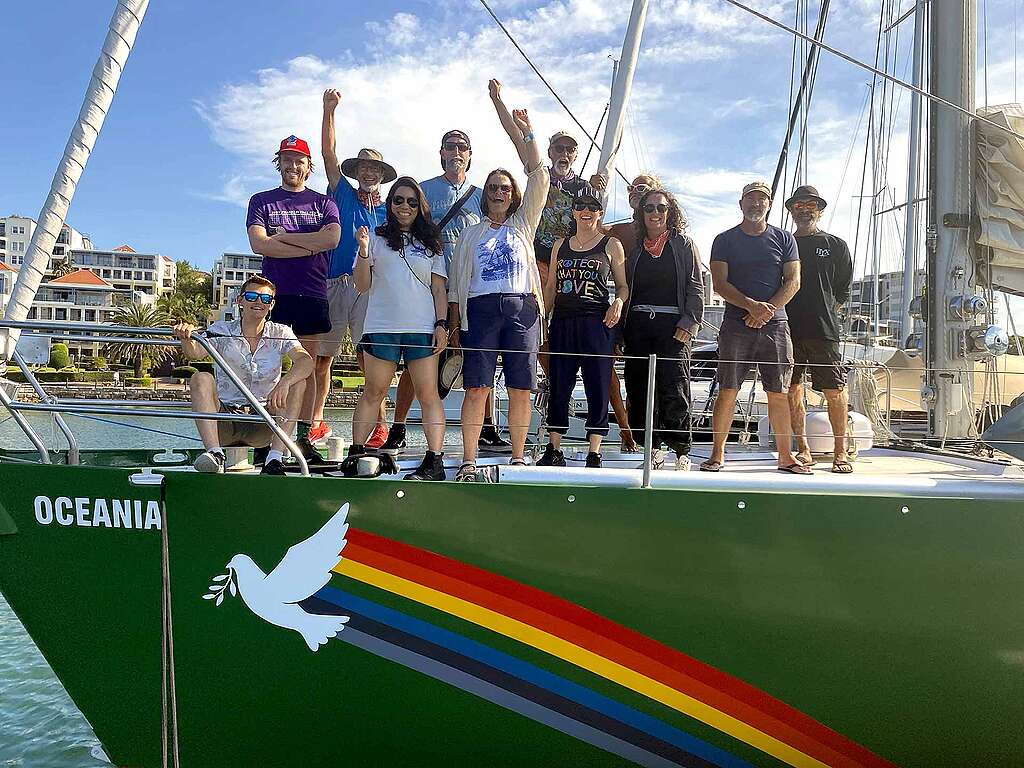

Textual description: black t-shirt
[630,243,678,309]
[786,231,853,341]
[552,236,612,318]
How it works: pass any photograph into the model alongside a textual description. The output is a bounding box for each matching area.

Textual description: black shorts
[269,294,331,337]
[792,338,845,391]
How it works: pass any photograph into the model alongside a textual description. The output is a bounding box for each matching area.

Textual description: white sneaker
[674,454,692,471]
[651,449,666,469]
[194,450,225,474]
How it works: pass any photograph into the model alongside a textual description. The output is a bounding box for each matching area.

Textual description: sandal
[831,459,854,474]
[454,463,479,483]
[699,459,723,472]
[777,463,813,475]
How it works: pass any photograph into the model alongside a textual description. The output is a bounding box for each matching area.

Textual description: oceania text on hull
[33,496,161,530]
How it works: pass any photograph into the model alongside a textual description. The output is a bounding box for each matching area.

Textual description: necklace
[572,231,603,251]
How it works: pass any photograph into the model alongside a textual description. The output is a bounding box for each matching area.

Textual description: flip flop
[831,459,854,474]
[777,463,813,475]
[699,459,723,472]
[796,454,817,467]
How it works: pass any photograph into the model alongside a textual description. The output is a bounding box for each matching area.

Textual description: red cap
[277,135,311,158]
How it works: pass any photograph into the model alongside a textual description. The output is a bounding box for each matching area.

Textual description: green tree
[157,291,211,326]
[175,260,213,302]
[48,342,71,369]
[104,303,175,378]
[51,258,76,278]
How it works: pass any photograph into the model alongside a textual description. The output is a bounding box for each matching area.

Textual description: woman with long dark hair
[448,79,549,482]
[622,188,704,470]
[350,176,450,480]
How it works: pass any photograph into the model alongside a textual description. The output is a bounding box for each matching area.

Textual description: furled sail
[976,104,1024,296]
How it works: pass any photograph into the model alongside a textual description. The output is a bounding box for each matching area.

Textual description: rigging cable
[716,0,1024,142]
[476,0,631,185]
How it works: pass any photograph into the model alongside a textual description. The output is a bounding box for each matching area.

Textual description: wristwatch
[434,319,450,330]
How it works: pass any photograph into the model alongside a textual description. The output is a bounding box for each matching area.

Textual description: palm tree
[51,258,76,278]
[104,302,175,378]
[157,292,211,326]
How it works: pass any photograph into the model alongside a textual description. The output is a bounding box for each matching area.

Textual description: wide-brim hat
[341,148,398,184]
[437,347,464,399]
[785,184,828,210]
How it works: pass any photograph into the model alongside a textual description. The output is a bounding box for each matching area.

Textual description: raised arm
[489,79,542,172]
[322,89,343,194]
[353,227,372,293]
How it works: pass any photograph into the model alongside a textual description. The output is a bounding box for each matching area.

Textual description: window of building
[102,269,111,278]
[71,309,82,321]
[55,308,68,321]
[134,271,143,280]
[28,308,37,319]
[85,310,96,322]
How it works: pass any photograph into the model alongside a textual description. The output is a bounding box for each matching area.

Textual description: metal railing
[0,319,309,476]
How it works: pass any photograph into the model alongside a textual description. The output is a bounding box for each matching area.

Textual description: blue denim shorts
[463,293,540,391]
[360,333,435,364]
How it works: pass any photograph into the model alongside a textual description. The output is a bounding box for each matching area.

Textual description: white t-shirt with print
[362,232,447,335]
[468,224,531,297]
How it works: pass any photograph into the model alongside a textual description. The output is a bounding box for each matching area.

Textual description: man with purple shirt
[702,181,808,475]
[246,134,341,463]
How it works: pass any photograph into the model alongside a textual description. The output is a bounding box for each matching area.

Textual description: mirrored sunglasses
[242,291,274,305]
[443,141,470,152]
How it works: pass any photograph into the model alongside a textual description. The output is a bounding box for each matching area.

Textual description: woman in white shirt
[448,79,549,482]
[352,176,449,481]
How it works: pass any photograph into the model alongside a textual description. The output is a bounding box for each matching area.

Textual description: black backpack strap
[437,185,477,232]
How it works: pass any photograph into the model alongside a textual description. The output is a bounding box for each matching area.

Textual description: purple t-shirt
[245,187,340,298]
[710,224,799,321]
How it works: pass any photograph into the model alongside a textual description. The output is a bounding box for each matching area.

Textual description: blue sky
[3,0,1022,297]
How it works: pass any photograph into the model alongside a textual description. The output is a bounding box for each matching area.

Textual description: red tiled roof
[113,245,136,252]
[0,262,17,272]
[48,269,111,287]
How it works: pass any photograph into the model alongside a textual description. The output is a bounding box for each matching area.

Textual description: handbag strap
[436,184,477,232]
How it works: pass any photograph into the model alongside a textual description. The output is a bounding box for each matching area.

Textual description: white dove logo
[204,502,351,651]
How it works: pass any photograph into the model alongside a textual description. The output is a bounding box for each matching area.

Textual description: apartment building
[68,244,175,301]
[848,269,926,342]
[0,214,92,269]
[0,262,16,317]
[211,252,263,321]
[25,269,134,359]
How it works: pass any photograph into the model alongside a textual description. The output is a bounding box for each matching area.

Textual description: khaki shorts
[216,404,275,448]
[313,275,367,358]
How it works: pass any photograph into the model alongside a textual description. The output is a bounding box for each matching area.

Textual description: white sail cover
[0,0,149,360]
[976,104,1024,296]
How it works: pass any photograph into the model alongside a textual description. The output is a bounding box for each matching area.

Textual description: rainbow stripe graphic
[302,529,894,768]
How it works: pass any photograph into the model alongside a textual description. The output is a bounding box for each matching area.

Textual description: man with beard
[307,88,396,454]
[702,181,808,475]
[784,185,854,473]
[381,129,510,452]
[246,135,340,466]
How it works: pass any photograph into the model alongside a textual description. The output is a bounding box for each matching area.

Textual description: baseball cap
[549,131,578,147]
[742,180,772,198]
[442,130,471,149]
[277,135,311,158]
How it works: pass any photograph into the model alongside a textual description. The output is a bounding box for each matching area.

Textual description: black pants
[547,314,614,435]
[623,313,692,454]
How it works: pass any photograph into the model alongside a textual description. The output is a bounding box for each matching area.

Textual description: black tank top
[552,235,612,318]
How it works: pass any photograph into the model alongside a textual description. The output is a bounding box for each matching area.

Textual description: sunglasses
[572,201,603,212]
[627,184,651,194]
[550,144,576,155]
[443,141,470,152]
[242,291,274,305]
[392,195,420,208]
[790,200,820,210]
[643,203,669,214]
[487,183,513,194]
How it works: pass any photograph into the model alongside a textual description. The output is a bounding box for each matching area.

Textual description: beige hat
[742,180,772,198]
[548,131,578,147]
[341,148,398,184]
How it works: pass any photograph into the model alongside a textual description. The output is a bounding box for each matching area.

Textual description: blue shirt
[420,175,482,269]
[710,224,799,321]
[326,178,388,278]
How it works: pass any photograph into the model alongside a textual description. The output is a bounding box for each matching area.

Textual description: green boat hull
[0,459,1022,767]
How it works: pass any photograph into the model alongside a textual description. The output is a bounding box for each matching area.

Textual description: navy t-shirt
[710,224,799,321]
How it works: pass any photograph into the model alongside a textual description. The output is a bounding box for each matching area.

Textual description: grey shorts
[216,404,274,448]
[717,316,793,393]
[313,276,367,358]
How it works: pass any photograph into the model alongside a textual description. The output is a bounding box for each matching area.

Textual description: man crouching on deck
[172,275,314,476]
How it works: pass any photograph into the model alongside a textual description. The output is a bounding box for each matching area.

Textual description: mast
[0,0,150,361]
[925,0,976,438]
[595,0,649,184]
[899,0,927,346]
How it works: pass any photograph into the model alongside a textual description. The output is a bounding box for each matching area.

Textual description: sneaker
[261,458,287,476]
[404,451,446,481]
[252,445,270,467]
[479,425,511,450]
[308,421,333,445]
[674,454,692,472]
[295,437,328,465]
[194,450,225,474]
[651,449,666,469]
[585,452,602,468]
[380,423,408,456]
[366,423,389,450]
[454,463,479,482]
[535,442,566,467]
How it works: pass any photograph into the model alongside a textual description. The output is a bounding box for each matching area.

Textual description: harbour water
[0,409,444,765]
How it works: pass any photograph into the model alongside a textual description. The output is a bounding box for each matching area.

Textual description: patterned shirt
[203,319,301,405]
